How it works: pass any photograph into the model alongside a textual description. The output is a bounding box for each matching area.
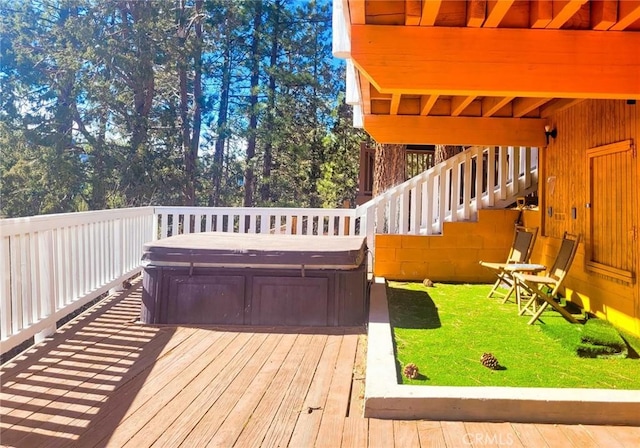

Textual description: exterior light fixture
[544,125,557,145]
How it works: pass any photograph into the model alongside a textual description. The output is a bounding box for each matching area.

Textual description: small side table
[502,264,546,308]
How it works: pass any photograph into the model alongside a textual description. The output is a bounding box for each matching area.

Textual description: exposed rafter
[420,95,439,115]
[610,1,640,30]
[482,97,514,117]
[390,94,401,115]
[358,73,371,114]
[363,115,547,147]
[420,0,442,26]
[405,0,422,25]
[547,0,589,29]
[530,0,552,28]
[467,0,487,27]
[591,0,618,30]
[351,25,640,99]
[484,0,515,27]
[540,99,586,118]
[349,0,365,25]
[513,98,551,117]
[451,96,477,116]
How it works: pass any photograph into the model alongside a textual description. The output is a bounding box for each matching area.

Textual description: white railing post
[463,150,472,220]
[487,146,497,207]
[511,145,520,197]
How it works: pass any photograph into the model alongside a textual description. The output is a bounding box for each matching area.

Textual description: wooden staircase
[355,145,539,250]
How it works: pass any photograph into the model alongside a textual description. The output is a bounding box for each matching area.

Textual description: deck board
[314,334,359,447]
[206,333,306,448]
[559,424,601,448]
[130,332,282,448]
[511,422,550,448]
[288,334,343,448]
[158,332,270,448]
[368,418,395,447]
[246,334,328,448]
[341,416,368,448]
[416,421,447,448]
[2,281,639,448]
[393,420,420,446]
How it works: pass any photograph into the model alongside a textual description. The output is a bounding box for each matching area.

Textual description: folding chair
[480,226,539,301]
[514,232,581,325]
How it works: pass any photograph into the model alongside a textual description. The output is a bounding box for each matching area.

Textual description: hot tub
[140,233,368,326]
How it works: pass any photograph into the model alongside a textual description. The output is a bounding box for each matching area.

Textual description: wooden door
[586,140,637,284]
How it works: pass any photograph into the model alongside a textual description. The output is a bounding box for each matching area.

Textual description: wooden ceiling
[342,0,640,146]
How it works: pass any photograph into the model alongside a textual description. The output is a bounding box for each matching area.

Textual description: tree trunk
[372,143,405,197]
[190,0,203,202]
[211,12,232,206]
[308,16,322,208]
[243,1,262,207]
[260,0,281,204]
[434,145,463,164]
[177,0,203,206]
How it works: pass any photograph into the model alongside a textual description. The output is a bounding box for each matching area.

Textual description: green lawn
[388,281,640,389]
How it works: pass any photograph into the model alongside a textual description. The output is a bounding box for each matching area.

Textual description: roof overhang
[333,0,640,146]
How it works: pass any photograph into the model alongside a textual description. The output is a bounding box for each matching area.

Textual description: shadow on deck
[0,279,365,447]
[2,280,640,447]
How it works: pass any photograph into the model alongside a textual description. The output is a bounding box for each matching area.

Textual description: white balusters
[0,207,154,353]
[354,145,539,236]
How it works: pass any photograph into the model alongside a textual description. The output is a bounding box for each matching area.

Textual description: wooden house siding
[537,99,639,335]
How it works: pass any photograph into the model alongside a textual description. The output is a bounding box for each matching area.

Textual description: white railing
[152,206,362,239]
[355,146,538,246]
[1,207,154,353]
[1,206,366,354]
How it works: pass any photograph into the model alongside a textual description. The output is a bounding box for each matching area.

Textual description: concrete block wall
[374,209,522,282]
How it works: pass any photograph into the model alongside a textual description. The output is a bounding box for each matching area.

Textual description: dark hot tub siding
[141,265,368,327]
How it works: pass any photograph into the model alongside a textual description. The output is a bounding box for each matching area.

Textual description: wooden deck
[2,280,640,448]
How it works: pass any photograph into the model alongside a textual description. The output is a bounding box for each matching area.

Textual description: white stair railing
[355,146,539,246]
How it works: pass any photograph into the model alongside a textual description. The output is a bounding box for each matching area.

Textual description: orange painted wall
[374,209,522,283]
[522,99,640,337]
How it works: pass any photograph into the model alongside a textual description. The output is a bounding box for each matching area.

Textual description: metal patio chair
[480,225,539,301]
[514,232,581,325]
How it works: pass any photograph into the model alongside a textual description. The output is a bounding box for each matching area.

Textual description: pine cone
[480,353,500,370]
[403,363,419,379]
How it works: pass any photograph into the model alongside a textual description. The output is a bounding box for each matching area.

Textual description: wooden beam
[484,0,515,27]
[530,0,552,28]
[540,98,585,118]
[390,94,401,115]
[420,0,442,26]
[467,0,487,27]
[363,115,547,147]
[547,0,589,29]
[405,0,422,25]
[420,95,439,115]
[610,0,640,30]
[590,0,617,30]
[482,96,514,117]
[351,25,640,99]
[512,98,551,117]
[358,72,371,114]
[349,0,365,25]
[451,96,477,116]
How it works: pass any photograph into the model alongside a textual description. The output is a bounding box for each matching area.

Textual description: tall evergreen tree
[1,0,364,218]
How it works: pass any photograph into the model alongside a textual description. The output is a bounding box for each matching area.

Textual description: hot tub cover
[141,232,367,270]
